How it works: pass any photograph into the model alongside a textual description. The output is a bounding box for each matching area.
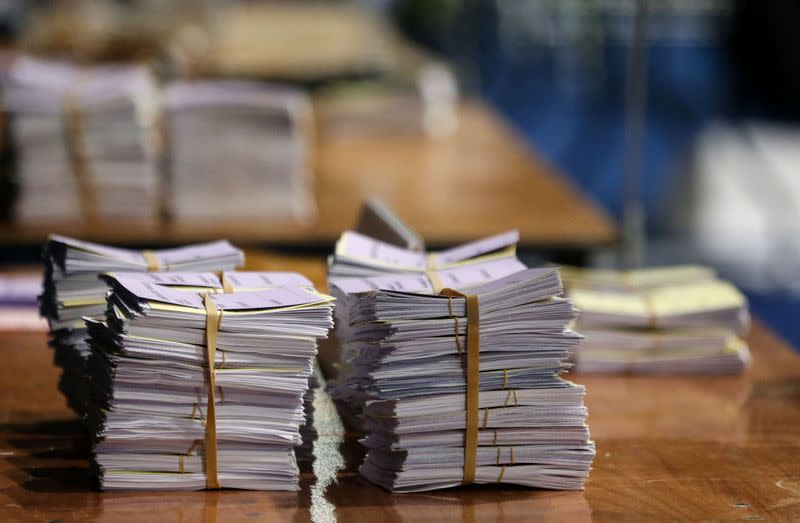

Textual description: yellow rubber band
[440,288,479,485]
[204,293,220,489]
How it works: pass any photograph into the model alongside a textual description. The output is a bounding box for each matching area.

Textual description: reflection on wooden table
[0,255,799,521]
[0,103,616,251]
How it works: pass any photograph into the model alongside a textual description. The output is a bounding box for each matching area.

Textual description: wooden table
[0,102,616,253]
[1,256,798,522]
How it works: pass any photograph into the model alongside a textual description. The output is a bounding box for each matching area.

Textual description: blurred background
[0,0,799,349]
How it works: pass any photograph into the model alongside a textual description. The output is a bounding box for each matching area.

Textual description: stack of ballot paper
[565,267,751,374]
[4,55,161,224]
[327,230,527,368]
[40,235,245,414]
[331,267,595,492]
[314,63,459,139]
[328,229,522,278]
[295,366,321,463]
[164,80,314,222]
[560,265,718,292]
[85,274,334,490]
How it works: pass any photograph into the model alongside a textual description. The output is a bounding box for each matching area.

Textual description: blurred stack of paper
[164,80,314,222]
[314,63,458,139]
[173,3,393,82]
[332,268,594,492]
[4,56,160,224]
[560,265,718,292]
[40,235,244,414]
[566,267,751,374]
[85,274,334,490]
[0,273,48,332]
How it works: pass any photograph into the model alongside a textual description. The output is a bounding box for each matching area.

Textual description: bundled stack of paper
[4,56,160,224]
[332,267,594,492]
[565,266,751,374]
[314,63,459,139]
[295,367,320,463]
[40,235,244,414]
[328,229,522,279]
[85,273,334,490]
[560,265,718,292]
[164,80,314,222]
[327,230,527,370]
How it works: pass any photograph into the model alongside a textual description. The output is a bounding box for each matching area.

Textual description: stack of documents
[85,274,334,490]
[314,63,459,139]
[0,274,48,332]
[566,267,751,374]
[296,366,320,463]
[40,235,244,414]
[328,229,522,278]
[4,56,160,224]
[327,230,527,368]
[560,265,718,292]
[164,80,314,222]
[332,268,594,492]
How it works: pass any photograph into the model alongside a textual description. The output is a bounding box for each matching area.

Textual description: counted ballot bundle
[327,230,527,374]
[565,266,751,374]
[164,80,314,222]
[333,268,594,492]
[4,56,161,224]
[40,235,244,414]
[86,273,334,491]
[328,229,521,278]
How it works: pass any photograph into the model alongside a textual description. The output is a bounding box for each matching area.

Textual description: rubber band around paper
[63,90,97,223]
[186,439,201,456]
[496,465,506,483]
[495,446,515,465]
[220,272,234,294]
[142,250,160,272]
[643,292,657,329]
[426,253,445,292]
[438,287,479,485]
[503,389,518,407]
[203,293,221,489]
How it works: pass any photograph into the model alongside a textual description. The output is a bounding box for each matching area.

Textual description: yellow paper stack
[564,266,751,374]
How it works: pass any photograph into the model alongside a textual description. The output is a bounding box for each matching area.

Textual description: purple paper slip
[114,276,204,308]
[329,258,527,295]
[434,230,519,266]
[329,274,433,295]
[336,231,426,270]
[211,287,326,311]
[106,272,221,288]
[468,267,559,295]
[438,257,527,289]
[51,234,145,266]
[224,271,312,289]
[152,240,242,268]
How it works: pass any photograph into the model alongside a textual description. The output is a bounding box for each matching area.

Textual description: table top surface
[0,102,616,250]
[1,255,799,522]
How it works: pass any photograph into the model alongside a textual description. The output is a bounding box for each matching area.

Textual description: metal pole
[622,0,649,269]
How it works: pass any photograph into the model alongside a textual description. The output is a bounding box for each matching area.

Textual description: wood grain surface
[0,102,616,250]
[1,256,798,522]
